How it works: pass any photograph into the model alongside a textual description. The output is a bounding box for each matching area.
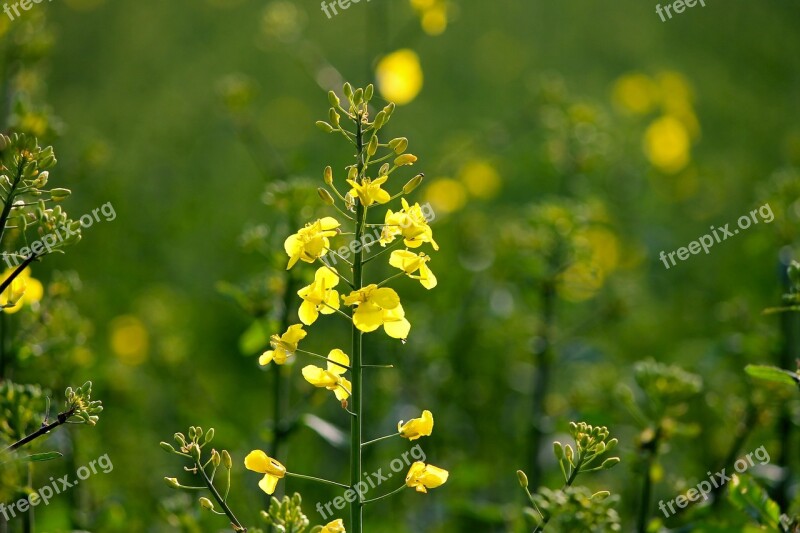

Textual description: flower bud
[601,457,621,469]
[394,154,417,167]
[373,111,386,130]
[318,188,334,205]
[324,165,333,185]
[364,84,374,101]
[199,497,215,510]
[160,441,176,453]
[343,82,353,100]
[329,108,340,128]
[174,432,187,446]
[367,136,378,157]
[353,88,363,105]
[591,491,611,500]
[553,441,564,460]
[189,444,201,462]
[316,121,334,133]
[389,137,408,154]
[383,102,395,117]
[328,90,340,107]
[347,166,358,180]
[32,171,49,188]
[403,173,424,194]
[516,470,528,488]
[379,163,390,176]
[204,428,215,443]
[164,477,181,489]
[50,188,71,202]
[222,450,233,469]
[211,449,221,467]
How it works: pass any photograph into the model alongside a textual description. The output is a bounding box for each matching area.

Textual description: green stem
[1,408,75,455]
[285,471,350,490]
[197,462,247,532]
[533,455,583,533]
[362,484,406,505]
[361,432,399,448]
[350,111,366,533]
[0,157,25,246]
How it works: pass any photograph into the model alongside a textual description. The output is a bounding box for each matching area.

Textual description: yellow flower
[342,285,410,339]
[346,176,391,207]
[389,250,437,289]
[405,461,448,493]
[398,410,434,440]
[1,267,44,314]
[244,450,286,495]
[301,348,351,401]
[297,267,340,325]
[380,198,439,251]
[643,116,690,174]
[259,324,307,365]
[284,217,340,269]
[321,519,346,533]
[376,49,423,106]
[612,73,658,115]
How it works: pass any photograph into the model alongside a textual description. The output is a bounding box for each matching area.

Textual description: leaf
[745,365,800,388]
[728,474,783,531]
[22,451,63,463]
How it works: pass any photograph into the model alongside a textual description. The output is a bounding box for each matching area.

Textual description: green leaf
[728,474,783,531]
[745,365,800,387]
[238,320,270,356]
[22,451,63,463]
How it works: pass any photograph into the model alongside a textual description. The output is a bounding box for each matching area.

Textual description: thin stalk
[285,471,350,489]
[636,425,662,533]
[362,484,406,505]
[533,455,584,533]
[361,432,399,448]
[295,348,352,370]
[528,279,556,488]
[0,157,25,246]
[350,112,366,533]
[197,461,247,532]
[1,408,75,455]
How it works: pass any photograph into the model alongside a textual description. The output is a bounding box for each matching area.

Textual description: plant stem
[197,461,247,532]
[0,253,39,295]
[362,484,406,505]
[350,111,366,533]
[0,157,25,246]
[533,454,584,533]
[636,425,662,533]
[285,471,350,489]
[295,349,352,370]
[528,279,556,488]
[1,408,74,455]
[361,432,399,448]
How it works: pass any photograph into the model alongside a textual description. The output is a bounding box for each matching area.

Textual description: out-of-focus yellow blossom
[389,250,437,289]
[458,160,501,199]
[612,73,658,115]
[297,267,340,325]
[342,285,410,339]
[410,0,448,35]
[1,267,43,314]
[405,462,449,493]
[644,116,690,173]
[424,179,467,214]
[398,410,434,440]
[376,49,423,106]
[284,217,340,269]
[259,324,307,366]
[347,176,391,207]
[380,198,439,250]
[557,262,605,303]
[657,71,694,109]
[320,519,346,533]
[109,315,149,365]
[244,450,286,495]
[301,348,351,401]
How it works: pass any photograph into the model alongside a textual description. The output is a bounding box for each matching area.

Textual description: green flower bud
[373,111,386,130]
[318,188,334,205]
[388,137,408,154]
[516,470,529,488]
[204,428,215,443]
[379,163,390,176]
[199,497,215,511]
[31,171,49,188]
[347,166,358,180]
[222,450,232,469]
[165,477,181,489]
[394,154,417,167]
[160,441,176,453]
[553,441,564,460]
[50,188,71,202]
[353,88,363,105]
[364,84,374,102]
[591,491,611,500]
[211,449,221,467]
[324,166,333,185]
[601,457,621,469]
[403,173,424,194]
[328,90,340,107]
[316,121,334,133]
[189,444,201,462]
[329,108,340,128]
[367,135,378,157]
[343,82,353,100]
[39,154,56,170]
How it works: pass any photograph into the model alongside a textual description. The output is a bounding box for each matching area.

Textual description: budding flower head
[222,450,233,469]
[394,154,417,167]
[389,137,408,154]
[165,477,181,489]
[199,497,215,510]
[517,470,528,488]
[324,166,333,185]
[316,121,335,133]
[328,90,340,107]
[403,173,424,194]
[318,188,334,205]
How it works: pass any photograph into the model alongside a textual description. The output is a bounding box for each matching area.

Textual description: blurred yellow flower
[284,217,340,269]
[380,198,439,250]
[259,324,307,365]
[458,160,501,199]
[244,450,286,495]
[347,176,391,207]
[612,73,658,115]
[644,116,690,173]
[109,315,149,366]
[342,284,410,339]
[424,179,467,214]
[321,519,346,533]
[376,49,423,106]
[557,262,605,303]
[297,267,340,325]
[301,348,351,401]
[398,410,434,440]
[1,267,43,314]
[389,250,437,289]
[405,461,449,493]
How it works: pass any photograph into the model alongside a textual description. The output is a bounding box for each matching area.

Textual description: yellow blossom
[284,217,340,269]
[376,49,423,106]
[1,267,43,314]
[389,250,437,289]
[644,116,690,174]
[301,348,351,401]
[259,324,307,366]
[297,267,340,325]
[398,410,434,440]
[347,176,391,207]
[321,519,346,533]
[342,284,410,339]
[380,198,439,251]
[405,461,449,493]
[244,450,286,495]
